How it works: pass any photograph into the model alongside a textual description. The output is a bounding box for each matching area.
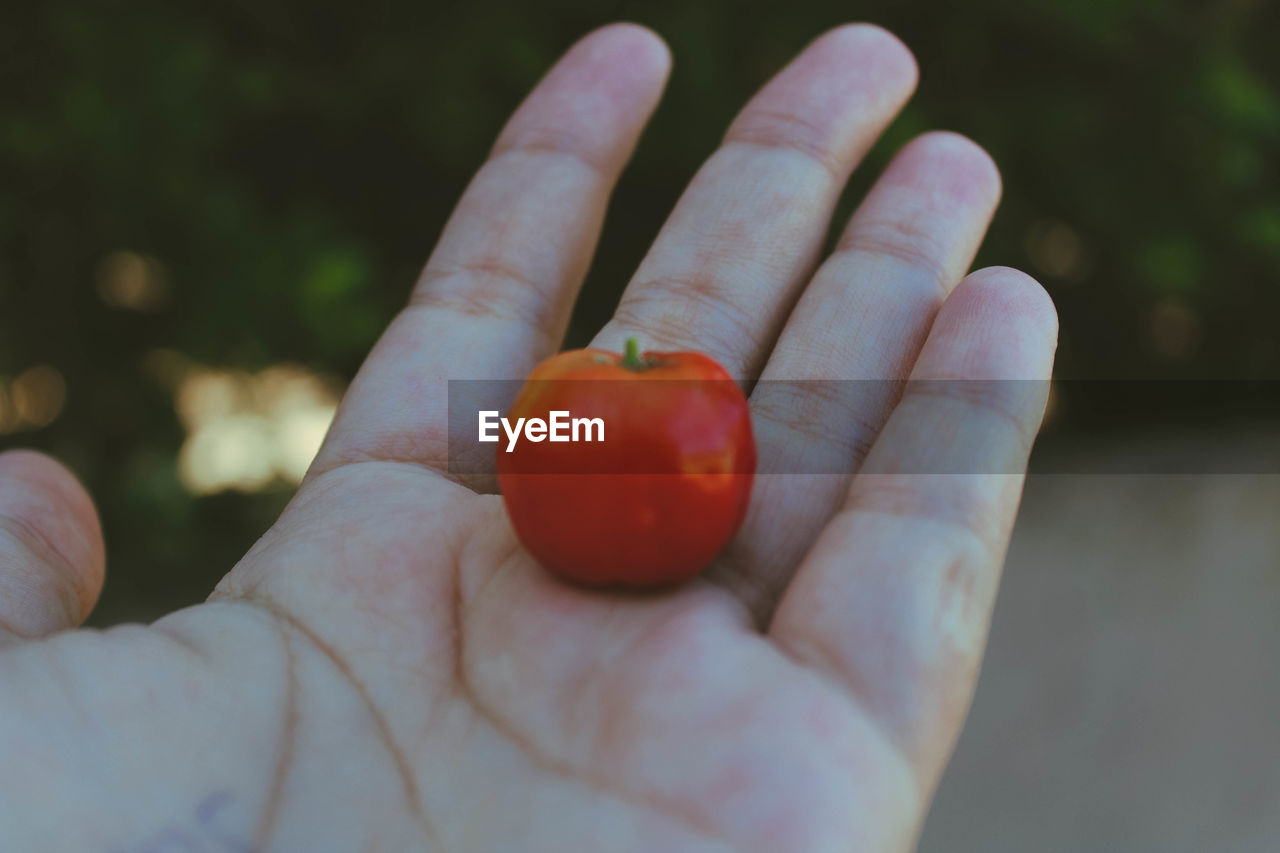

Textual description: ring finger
[718,131,1004,618]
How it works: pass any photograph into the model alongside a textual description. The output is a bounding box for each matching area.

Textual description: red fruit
[497,339,755,588]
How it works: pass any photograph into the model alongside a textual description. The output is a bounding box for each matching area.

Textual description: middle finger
[591,24,918,378]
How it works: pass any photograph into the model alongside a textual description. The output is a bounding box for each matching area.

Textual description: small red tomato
[497,339,755,588]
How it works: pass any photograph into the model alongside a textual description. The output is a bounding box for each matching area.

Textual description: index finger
[309,24,671,482]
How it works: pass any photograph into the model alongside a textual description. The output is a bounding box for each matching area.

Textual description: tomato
[497,338,755,588]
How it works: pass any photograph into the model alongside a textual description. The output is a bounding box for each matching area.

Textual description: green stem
[623,337,644,370]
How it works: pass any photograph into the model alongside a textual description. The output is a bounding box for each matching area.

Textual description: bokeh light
[95,250,170,312]
[1026,221,1090,281]
[178,413,277,494]
[0,384,12,434]
[0,366,68,434]
[172,363,341,494]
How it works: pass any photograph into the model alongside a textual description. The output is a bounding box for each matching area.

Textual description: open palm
[0,24,1056,853]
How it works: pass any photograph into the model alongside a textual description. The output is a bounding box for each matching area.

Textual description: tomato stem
[623,337,644,370]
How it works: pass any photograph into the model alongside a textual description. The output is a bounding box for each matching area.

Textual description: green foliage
[1136,236,1202,294]
[0,0,1277,621]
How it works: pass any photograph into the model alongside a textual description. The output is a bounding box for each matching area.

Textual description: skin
[0,23,1057,853]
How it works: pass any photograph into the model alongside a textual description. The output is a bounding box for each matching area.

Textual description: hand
[0,23,1056,852]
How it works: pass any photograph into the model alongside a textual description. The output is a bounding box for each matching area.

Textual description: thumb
[0,450,105,642]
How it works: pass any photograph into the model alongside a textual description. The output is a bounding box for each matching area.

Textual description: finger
[592,24,918,378]
[0,450,105,643]
[310,24,670,478]
[770,267,1057,790]
[718,132,1002,616]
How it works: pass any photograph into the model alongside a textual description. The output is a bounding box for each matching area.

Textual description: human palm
[0,23,1056,853]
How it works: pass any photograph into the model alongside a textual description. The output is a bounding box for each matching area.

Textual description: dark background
[1,0,1277,624]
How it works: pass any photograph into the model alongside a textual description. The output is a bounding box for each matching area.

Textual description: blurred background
[1,1,1277,848]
